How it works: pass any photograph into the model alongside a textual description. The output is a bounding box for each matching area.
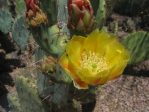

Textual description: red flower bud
[25,0,39,13]
[68,0,94,33]
[25,0,48,27]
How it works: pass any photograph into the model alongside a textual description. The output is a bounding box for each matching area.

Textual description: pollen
[80,51,108,74]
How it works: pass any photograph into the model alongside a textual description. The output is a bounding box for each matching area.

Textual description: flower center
[80,51,108,74]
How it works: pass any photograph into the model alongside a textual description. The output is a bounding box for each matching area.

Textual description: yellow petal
[66,36,85,66]
[59,53,69,73]
[68,60,88,89]
[107,50,129,80]
[84,30,113,56]
[83,29,99,52]
[78,68,109,85]
[104,38,129,81]
[59,53,88,89]
[108,57,129,81]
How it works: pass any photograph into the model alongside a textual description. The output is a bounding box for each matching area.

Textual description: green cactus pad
[12,16,30,50]
[32,24,69,56]
[15,0,26,15]
[0,9,12,33]
[8,92,22,112]
[122,31,149,64]
[15,74,45,112]
[40,0,58,25]
[95,0,106,28]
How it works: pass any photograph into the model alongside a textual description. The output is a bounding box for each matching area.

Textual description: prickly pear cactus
[8,92,22,112]
[95,0,106,28]
[122,31,149,64]
[1,0,149,112]
[31,24,69,56]
[0,9,12,34]
[12,16,30,50]
[15,73,46,112]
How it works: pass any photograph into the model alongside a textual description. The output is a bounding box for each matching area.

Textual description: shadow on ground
[0,32,24,111]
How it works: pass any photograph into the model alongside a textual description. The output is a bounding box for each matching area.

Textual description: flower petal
[66,36,85,66]
[84,30,113,56]
[105,37,129,67]
[83,29,99,51]
[78,68,109,85]
[104,39,129,80]
[68,61,88,89]
[108,61,127,81]
[59,53,88,89]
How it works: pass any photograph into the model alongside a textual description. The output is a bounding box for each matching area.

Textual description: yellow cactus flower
[59,29,129,89]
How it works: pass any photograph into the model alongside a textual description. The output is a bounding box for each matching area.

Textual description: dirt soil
[94,74,149,112]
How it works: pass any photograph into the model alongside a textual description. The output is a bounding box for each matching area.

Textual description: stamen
[80,51,108,74]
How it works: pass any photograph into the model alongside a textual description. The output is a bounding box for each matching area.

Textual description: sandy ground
[94,75,149,112]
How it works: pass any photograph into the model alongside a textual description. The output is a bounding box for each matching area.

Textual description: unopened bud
[68,0,95,33]
[25,0,48,27]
